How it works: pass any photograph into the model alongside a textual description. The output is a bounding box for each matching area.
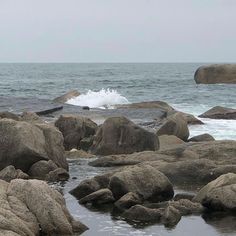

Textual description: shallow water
[55,160,236,236]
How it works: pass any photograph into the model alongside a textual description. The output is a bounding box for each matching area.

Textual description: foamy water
[67,88,129,109]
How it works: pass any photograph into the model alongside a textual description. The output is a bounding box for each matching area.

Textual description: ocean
[1,63,236,236]
[1,63,236,139]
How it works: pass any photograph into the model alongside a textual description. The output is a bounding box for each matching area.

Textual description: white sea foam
[66,88,129,109]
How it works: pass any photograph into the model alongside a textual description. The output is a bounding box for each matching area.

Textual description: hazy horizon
[1,0,236,63]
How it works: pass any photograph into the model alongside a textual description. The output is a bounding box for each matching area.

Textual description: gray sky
[0,0,236,62]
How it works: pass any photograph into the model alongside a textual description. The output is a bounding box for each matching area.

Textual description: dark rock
[90,116,159,155]
[53,90,80,103]
[122,204,163,222]
[194,64,236,84]
[162,205,181,227]
[173,193,195,201]
[114,192,142,211]
[188,133,215,142]
[55,115,97,150]
[79,188,115,205]
[0,165,29,182]
[199,106,236,120]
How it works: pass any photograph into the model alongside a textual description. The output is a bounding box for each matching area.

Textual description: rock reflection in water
[54,159,236,236]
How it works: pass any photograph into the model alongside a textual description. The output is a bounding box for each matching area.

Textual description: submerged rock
[55,115,97,150]
[122,204,163,222]
[90,116,159,155]
[199,106,236,120]
[53,90,80,103]
[194,64,236,84]
[0,179,88,235]
[194,173,236,211]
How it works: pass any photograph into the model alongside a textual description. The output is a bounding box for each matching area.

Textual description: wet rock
[188,133,215,142]
[0,179,88,235]
[89,151,170,167]
[199,106,236,120]
[90,116,159,155]
[70,172,113,199]
[79,188,115,205]
[122,204,163,222]
[194,173,236,211]
[45,168,70,182]
[156,112,189,141]
[162,205,181,227]
[194,64,236,84]
[177,112,204,125]
[55,115,97,150]
[114,192,142,211]
[28,160,58,178]
[109,165,174,201]
[0,166,29,182]
[53,90,80,103]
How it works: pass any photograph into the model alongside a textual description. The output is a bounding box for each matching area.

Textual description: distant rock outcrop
[53,90,80,103]
[194,64,236,84]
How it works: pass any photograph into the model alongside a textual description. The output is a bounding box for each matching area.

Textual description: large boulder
[194,173,236,211]
[0,119,67,172]
[90,116,159,155]
[53,90,80,103]
[199,106,236,120]
[108,165,174,201]
[0,179,88,235]
[156,112,189,141]
[55,115,97,150]
[194,64,236,84]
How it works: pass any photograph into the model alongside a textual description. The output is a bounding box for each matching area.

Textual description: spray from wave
[66,88,129,109]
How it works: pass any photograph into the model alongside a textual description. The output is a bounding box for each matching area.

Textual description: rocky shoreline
[0,94,236,235]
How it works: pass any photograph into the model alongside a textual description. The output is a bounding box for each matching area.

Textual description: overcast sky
[0,0,235,62]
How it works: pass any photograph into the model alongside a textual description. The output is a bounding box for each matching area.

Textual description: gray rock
[0,166,29,182]
[114,192,142,211]
[162,205,181,227]
[53,90,80,103]
[91,116,159,155]
[55,115,97,150]
[188,133,215,142]
[199,106,236,120]
[79,188,115,205]
[109,165,174,201]
[122,204,163,222]
[194,173,236,211]
[157,112,189,141]
[194,64,236,84]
